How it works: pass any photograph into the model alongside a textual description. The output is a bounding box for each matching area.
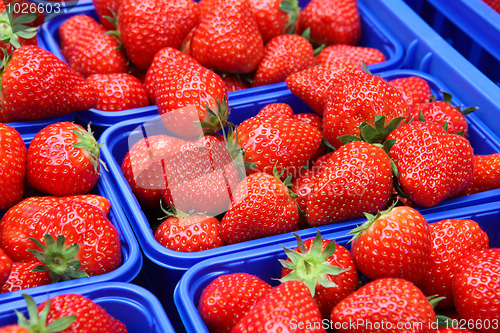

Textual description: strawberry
[93,0,123,30]
[87,73,150,111]
[1,262,50,293]
[155,64,229,139]
[311,151,334,174]
[349,205,432,284]
[220,171,299,244]
[306,141,393,227]
[190,0,264,74]
[198,273,272,333]
[220,73,251,92]
[316,45,386,67]
[59,15,102,62]
[331,278,438,333]
[453,249,500,333]
[252,34,315,87]
[291,168,320,218]
[0,248,12,287]
[280,232,358,318]
[297,0,361,46]
[0,124,26,210]
[1,46,97,121]
[459,153,500,196]
[322,68,409,149]
[236,113,322,178]
[232,280,325,333]
[62,194,111,216]
[27,122,102,197]
[117,0,199,69]
[0,3,39,57]
[154,206,224,252]
[484,0,500,12]
[388,76,432,110]
[419,219,489,309]
[257,102,294,118]
[248,0,300,43]
[388,121,474,207]
[286,61,359,115]
[293,112,323,131]
[144,46,200,103]
[411,92,477,137]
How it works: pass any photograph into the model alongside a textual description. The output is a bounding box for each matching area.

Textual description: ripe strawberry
[0,3,40,57]
[293,112,323,131]
[87,73,150,111]
[155,64,229,139]
[0,248,12,287]
[93,0,123,30]
[248,0,300,43]
[311,151,334,174]
[117,0,199,69]
[1,262,50,293]
[419,219,489,309]
[388,76,432,110]
[252,34,314,87]
[144,47,200,103]
[280,232,358,318]
[220,171,299,244]
[257,102,293,118]
[62,194,112,216]
[459,153,500,196]
[286,61,359,115]
[190,0,264,74]
[297,0,361,46]
[306,141,393,227]
[331,278,437,333]
[199,273,272,333]
[232,280,325,333]
[1,46,97,121]
[316,45,386,67]
[220,73,251,92]
[291,168,320,217]
[154,206,224,252]
[349,205,432,284]
[59,15,102,61]
[0,124,26,210]
[27,122,102,197]
[453,249,500,333]
[323,68,409,149]
[236,113,322,178]
[484,0,500,12]
[388,121,474,207]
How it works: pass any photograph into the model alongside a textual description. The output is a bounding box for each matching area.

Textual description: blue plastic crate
[174,201,500,333]
[0,132,143,304]
[0,282,174,332]
[38,2,404,137]
[99,68,500,332]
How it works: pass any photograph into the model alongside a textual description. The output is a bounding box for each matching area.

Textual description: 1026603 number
[6,1,61,15]
[441,319,499,331]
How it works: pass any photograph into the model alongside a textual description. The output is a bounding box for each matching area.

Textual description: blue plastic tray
[0,282,174,332]
[99,68,500,332]
[0,132,142,304]
[174,201,500,333]
[38,2,404,137]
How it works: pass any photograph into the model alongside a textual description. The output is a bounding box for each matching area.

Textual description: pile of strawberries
[197,211,500,333]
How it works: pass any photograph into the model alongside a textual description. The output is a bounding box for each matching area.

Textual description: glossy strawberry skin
[459,153,500,196]
[199,273,272,333]
[388,76,432,110]
[93,0,123,30]
[0,248,12,288]
[316,44,386,67]
[0,124,26,210]
[291,169,320,214]
[1,262,51,293]
[415,101,469,136]
[220,74,251,92]
[0,324,30,333]
[306,141,393,227]
[248,0,291,43]
[419,219,489,309]
[59,15,102,61]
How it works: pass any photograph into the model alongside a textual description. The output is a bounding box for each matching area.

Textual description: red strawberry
[59,15,102,61]
[297,0,361,46]
[306,141,393,227]
[388,121,474,207]
[0,3,40,57]
[257,103,293,118]
[252,34,314,87]
[93,0,123,30]
[311,151,334,174]
[453,249,500,333]
[198,273,272,333]
[0,248,12,287]
[293,112,323,131]
[280,232,358,318]
[190,0,264,74]
[331,278,438,333]
[0,325,29,333]
[459,153,500,196]
[286,61,359,115]
[1,262,50,293]
[323,68,409,149]
[155,64,229,139]
[154,206,224,252]
[220,73,251,92]
[484,0,500,12]
[27,122,102,197]
[248,0,300,43]
[388,76,432,110]
[87,73,150,111]
[117,0,199,69]
[62,194,111,216]
[419,219,489,309]
[291,168,320,216]
[232,280,325,333]
[316,45,386,67]
[220,171,299,244]
[1,46,97,121]
[349,205,432,284]
[0,124,26,210]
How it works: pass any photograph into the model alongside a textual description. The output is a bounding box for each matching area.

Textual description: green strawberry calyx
[28,234,89,283]
[223,123,257,175]
[272,163,298,199]
[15,294,76,333]
[280,0,300,35]
[72,123,108,173]
[0,11,38,49]
[278,231,351,297]
[199,96,231,136]
[348,201,398,243]
[159,201,191,220]
[337,115,405,147]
